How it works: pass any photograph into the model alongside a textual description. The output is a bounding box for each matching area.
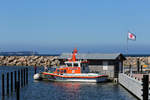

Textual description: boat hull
[40,72,108,83]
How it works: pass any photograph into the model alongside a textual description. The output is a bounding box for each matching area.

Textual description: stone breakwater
[0,56,150,67]
[0,56,60,67]
[124,56,150,67]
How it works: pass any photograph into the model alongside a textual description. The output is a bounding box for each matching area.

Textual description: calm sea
[0,66,138,100]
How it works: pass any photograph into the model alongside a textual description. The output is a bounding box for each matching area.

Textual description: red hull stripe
[42,72,107,78]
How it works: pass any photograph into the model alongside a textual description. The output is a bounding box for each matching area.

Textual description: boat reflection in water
[53,82,81,90]
[49,82,99,100]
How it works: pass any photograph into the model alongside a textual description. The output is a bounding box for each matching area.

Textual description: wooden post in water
[16,81,20,100]
[34,66,37,74]
[129,64,131,74]
[15,71,17,91]
[26,68,28,85]
[24,68,26,86]
[22,69,24,87]
[137,58,140,73]
[21,69,23,88]
[2,74,5,99]
[18,70,20,88]
[11,72,13,93]
[141,65,143,73]
[7,72,9,95]
[142,75,149,100]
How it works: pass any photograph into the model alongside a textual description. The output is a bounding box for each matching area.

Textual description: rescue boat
[34,48,108,82]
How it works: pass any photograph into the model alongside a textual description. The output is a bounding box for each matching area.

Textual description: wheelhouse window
[61,70,64,73]
[64,69,66,73]
[66,63,72,67]
[73,63,78,67]
[57,69,60,72]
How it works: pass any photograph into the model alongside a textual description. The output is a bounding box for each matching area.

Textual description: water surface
[0,66,138,100]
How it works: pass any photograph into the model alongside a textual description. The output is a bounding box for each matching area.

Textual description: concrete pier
[119,73,150,100]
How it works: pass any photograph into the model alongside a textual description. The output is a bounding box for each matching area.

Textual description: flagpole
[125,31,129,73]
[127,30,130,56]
[126,31,136,74]
[126,33,129,56]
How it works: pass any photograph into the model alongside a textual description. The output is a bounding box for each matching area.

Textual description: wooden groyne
[1,68,28,100]
[119,73,149,100]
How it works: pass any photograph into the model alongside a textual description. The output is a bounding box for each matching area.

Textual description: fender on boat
[33,73,42,80]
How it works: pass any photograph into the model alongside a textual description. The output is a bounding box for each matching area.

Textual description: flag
[128,32,136,40]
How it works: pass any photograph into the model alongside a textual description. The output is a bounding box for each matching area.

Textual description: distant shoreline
[0,53,150,57]
[0,54,60,56]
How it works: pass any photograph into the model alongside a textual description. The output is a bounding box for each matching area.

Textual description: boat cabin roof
[59,53,126,60]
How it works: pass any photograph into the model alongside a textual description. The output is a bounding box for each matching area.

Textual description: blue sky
[0,0,150,54]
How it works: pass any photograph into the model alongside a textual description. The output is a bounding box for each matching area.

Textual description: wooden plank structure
[119,73,150,100]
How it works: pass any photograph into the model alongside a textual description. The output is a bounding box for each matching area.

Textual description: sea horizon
[0,51,150,57]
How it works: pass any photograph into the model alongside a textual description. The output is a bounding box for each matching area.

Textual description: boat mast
[72,48,77,62]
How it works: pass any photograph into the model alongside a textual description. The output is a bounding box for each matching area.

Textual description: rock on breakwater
[0,56,60,67]
[124,56,150,67]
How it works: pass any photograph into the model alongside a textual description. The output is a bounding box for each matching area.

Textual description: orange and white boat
[34,48,108,82]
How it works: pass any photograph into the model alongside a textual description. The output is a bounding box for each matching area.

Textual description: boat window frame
[64,69,66,73]
[57,69,60,72]
[73,63,79,67]
[60,70,63,73]
[66,63,73,67]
